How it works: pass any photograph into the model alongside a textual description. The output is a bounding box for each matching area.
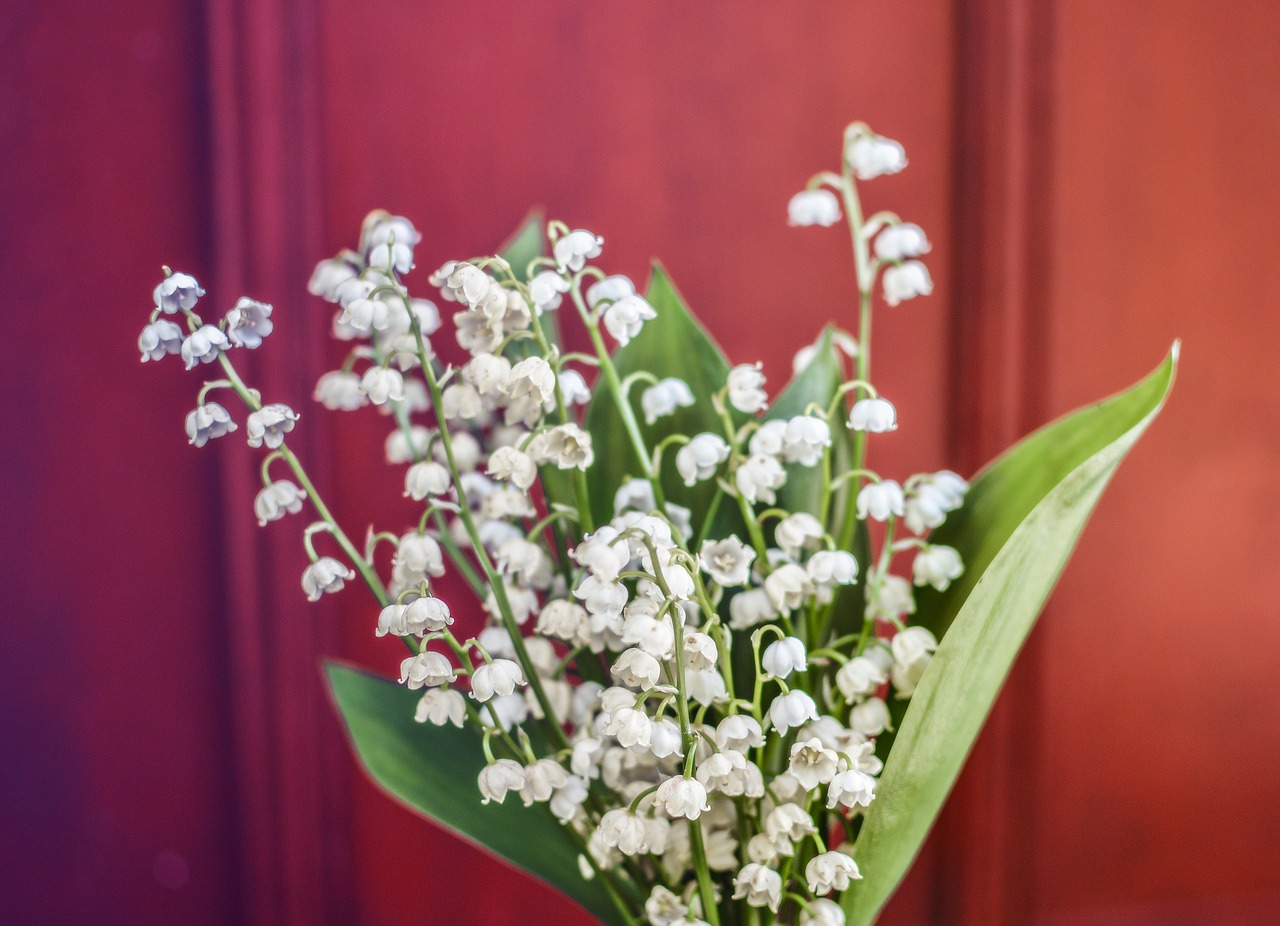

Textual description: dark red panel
[0,1,239,923]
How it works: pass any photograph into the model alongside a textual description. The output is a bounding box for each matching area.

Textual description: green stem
[408,317,570,751]
[215,351,390,607]
[571,286,665,508]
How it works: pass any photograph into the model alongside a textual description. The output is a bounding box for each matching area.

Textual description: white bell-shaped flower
[874,222,931,261]
[850,696,891,736]
[641,377,695,424]
[807,550,859,587]
[735,454,787,504]
[439,261,492,308]
[138,319,184,361]
[308,253,360,302]
[402,596,453,634]
[598,808,652,855]
[800,898,847,926]
[764,564,812,614]
[528,423,594,470]
[519,757,568,806]
[470,658,526,702]
[912,544,964,591]
[856,479,905,522]
[602,294,657,346]
[359,366,405,406]
[869,574,917,622]
[301,556,354,601]
[762,636,808,679]
[783,415,832,467]
[787,189,842,227]
[404,461,450,500]
[486,446,537,492]
[806,851,861,895]
[246,403,299,449]
[768,689,819,733]
[154,271,205,313]
[313,371,367,411]
[398,650,456,688]
[835,655,886,701]
[727,363,769,414]
[788,738,839,791]
[675,433,730,487]
[654,775,710,820]
[414,688,466,727]
[529,270,571,311]
[882,260,933,306]
[847,397,898,433]
[185,402,237,447]
[225,297,274,348]
[715,714,764,753]
[477,758,525,804]
[254,480,306,526]
[827,766,877,811]
[649,718,684,759]
[699,536,756,587]
[385,426,431,465]
[585,273,635,308]
[732,862,782,912]
[845,132,907,180]
[553,229,604,273]
[180,325,230,370]
[559,369,591,406]
[611,647,662,690]
[775,513,824,559]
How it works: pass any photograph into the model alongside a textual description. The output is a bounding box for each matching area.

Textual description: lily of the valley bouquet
[140,123,1175,926]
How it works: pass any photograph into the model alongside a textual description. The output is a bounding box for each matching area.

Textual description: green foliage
[325,663,629,925]
[842,345,1178,926]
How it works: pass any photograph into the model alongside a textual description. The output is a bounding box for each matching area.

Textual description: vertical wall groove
[942,0,1057,922]
[202,0,349,921]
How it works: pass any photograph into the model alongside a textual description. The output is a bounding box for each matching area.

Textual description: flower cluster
[143,125,965,926]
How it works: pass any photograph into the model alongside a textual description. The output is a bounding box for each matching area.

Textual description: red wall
[3,1,1278,924]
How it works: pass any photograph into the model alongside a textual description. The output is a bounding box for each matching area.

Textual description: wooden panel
[1030,1,1280,922]
[0,1,241,922]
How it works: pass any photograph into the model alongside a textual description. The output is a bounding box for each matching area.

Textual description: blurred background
[3,0,1278,923]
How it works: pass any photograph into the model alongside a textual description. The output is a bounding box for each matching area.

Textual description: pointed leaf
[584,264,732,528]
[843,345,1178,926]
[325,663,626,925]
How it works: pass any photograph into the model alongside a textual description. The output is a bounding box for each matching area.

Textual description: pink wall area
[3,1,1278,924]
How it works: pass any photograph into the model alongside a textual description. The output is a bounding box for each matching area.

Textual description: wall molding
[941,0,1057,922]
[202,1,352,922]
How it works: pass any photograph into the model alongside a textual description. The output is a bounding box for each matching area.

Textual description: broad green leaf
[584,264,732,528]
[325,663,629,925]
[843,345,1178,926]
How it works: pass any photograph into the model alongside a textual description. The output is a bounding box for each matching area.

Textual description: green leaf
[325,663,627,925]
[842,344,1178,926]
[584,264,732,528]
[497,210,545,284]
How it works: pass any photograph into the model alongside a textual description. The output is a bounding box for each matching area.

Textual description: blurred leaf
[497,210,545,284]
[325,663,627,925]
[584,263,732,528]
[843,345,1178,926]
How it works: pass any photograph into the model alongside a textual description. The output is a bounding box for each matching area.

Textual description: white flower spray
[142,127,968,926]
